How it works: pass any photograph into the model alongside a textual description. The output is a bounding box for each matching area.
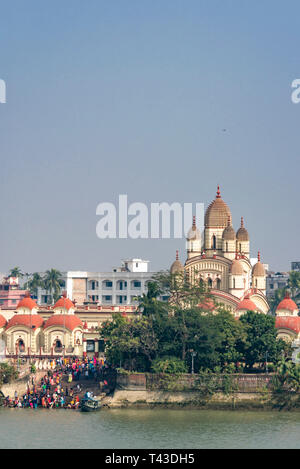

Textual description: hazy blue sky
[1,0,299,274]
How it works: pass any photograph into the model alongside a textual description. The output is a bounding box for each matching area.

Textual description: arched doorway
[53,339,63,353]
[16,339,25,354]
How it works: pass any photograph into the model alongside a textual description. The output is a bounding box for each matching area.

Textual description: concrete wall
[116,373,273,392]
[1,370,45,398]
[102,372,274,409]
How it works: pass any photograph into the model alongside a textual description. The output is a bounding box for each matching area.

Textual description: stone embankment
[1,370,45,397]
[101,373,275,410]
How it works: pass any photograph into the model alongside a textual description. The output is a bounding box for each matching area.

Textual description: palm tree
[24,272,43,298]
[8,267,24,278]
[288,271,300,302]
[138,281,164,317]
[43,269,64,304]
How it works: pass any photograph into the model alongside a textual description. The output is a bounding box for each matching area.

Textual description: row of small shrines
[0,294,112,358]
[0,292,300,358]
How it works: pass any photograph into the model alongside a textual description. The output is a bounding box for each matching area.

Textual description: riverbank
[100,372,285,410]
[102,389,275,410]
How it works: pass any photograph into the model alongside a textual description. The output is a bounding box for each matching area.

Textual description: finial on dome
[192,215,196,227]
[257,251,261,262]
[241,217,244,227]
[285,291,291,299]
[228,216,231,226]
[62,291,67,298]
[176,250,179,261]
[24,291,30,298]
[216,185,221,198]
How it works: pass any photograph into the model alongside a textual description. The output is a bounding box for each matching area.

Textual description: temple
[170,186,269,315]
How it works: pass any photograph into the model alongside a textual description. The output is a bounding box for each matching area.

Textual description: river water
[0,408,300,449]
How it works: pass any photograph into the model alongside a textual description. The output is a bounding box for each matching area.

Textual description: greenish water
[0,408,300,449]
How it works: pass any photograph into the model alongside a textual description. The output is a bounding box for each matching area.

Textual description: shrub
[151,357,188,374]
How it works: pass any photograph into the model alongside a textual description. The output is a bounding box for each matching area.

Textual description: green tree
[150,270,212,361]
[138,281,167,317]
[152,270,211,310]
[43,269,64,304]
[24,272,43,298]
[288,271,300,302]
[151,357,187,374]
[8,267,24,278]
[101,314,159,371]
[0,362,19,386]
[240,311,285,370]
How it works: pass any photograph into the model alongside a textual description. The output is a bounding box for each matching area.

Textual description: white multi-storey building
[37,259,159,306]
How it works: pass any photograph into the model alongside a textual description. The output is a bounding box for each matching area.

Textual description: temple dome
[0,314,6,328]
[187,216,201,241]
[230,259,243,276]
[53,293,75,311]
[205,186,231,228]
[44,315,83,331]
[222,217,236,240]
[236,217,249,241]
[276,293,298,313]
[17,292,38,311]
[6,314,43,330]
[252,252,265,277]
[170,251,184,274]
[237,295,257,312]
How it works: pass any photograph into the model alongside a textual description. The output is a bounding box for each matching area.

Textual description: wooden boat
[80,397,101,412]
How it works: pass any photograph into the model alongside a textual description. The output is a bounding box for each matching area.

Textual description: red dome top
[0,314,6,328]
[44,315,83,331]
[17,296,38,311]
[53,297,75,311]
[275,316,300,334]
[276,293,298,313]
[6,314,43,330]
[237,295,257,312]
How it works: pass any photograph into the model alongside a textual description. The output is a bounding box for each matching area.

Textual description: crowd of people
[2,356,112,410]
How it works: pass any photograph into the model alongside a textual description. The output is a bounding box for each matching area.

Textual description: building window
[86,341,95,353]
[104,281,113,288]
[133,281,141,288]
[212,236,216,250]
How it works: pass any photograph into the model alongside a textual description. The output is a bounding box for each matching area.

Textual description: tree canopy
[101,273,285,373]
